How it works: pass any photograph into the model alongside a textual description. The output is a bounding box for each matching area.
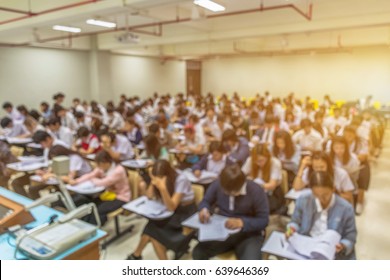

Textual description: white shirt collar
[314,193,335,213]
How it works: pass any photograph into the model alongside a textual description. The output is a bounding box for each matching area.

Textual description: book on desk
[122,196,173,220]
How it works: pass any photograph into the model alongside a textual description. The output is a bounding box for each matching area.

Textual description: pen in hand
[135,200,146,207]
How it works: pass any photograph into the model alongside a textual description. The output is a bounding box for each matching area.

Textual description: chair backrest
[191,184,204,205]
[281,170,289,195]
[127,170,141,200]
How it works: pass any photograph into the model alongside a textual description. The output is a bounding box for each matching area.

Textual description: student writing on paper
[174,124,205,169]
[127,160,196,260]
[0,117,28,138]
[99,131,134,162]
[293,151,354,204]
[192,164,269,260]
[191,141,227,179]
[121,117,143,146]
[221,129,250,167]
[137,134,169,196]
[242,143,285,214]
[286,171,357,260]
[73,126,101,156]
[70,151,131,225]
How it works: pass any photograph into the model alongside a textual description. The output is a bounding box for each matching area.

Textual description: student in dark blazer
[192,164,269,260]
[221,129,250,167]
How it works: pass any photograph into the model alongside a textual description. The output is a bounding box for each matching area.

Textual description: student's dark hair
[0,117,12,128]
[73,98,80,103]
[273,130,295,160]
[264,114,274,124]
[53,92,65,100]
[2,102,12,109]
[251,143,271,182]
[48,145,79,160]
[74,111,84,119]
[208,141,225,154]
[330,136,351,165]
[222,129,238,143]
[308,151,334,180]
[47,117,61,126]
[17,105,29,115]
[29,110,41,121]
[148,122,160,134]
[220,164,246,193]
[144,134,162,159]
[188,114,199,123]
[300,118,312,128]
[151,160,177,198]
[100,131,116,142]
[40,102,49,110]
[125,117,140,129]
[33,130,52,143]
[77,126,90,138]
[216,114,225,123]
[309,171,334,190]
[95,150,113,164]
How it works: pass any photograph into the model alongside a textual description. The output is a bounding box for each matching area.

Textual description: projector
[116,32,140,44]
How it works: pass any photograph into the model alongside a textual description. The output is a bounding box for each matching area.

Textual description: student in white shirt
[343,125,370,215]
[192,141,227,178]
[209,114,233,141]
[2,102,24,122]
[121,117,143,146]
[292,119,323,152]
[100,132,134,162]
[175,124,205,169]
[106,107,125,131]
[0,117,28,137]
[330,136,360,184]
[293,151,354,204]
[324,108,349,136]
[286,171,357,260]
[242,143,285,214]
[47,117,74,148]
[74,126,101,156]
[200,107,217,137]
[55,106,78,131]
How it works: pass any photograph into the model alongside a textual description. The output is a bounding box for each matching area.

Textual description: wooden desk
[0,187,107,260]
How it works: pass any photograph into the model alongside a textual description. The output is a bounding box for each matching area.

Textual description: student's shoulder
[246,180,266,196]
[335,195,354,212]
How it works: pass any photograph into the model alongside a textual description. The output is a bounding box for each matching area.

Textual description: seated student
[148,122,175,149]
[0,141,17,187]
[127,160,196,260]
[46,117,74,148]
[54,106,78,131]
[175,124,205,169]
[40,102,52,121]
[284,109,300,133]
[286,171,357,260]
[0,117,28,137]
[208,114,233,141]
[2,102,24,122]
[242,143,285,214]
[293,151,354,204]
[252,115,277,146]
[343,126,370,215]
[137,134,170,196]
[231,114,250,139]
[292,118,323,152]
[74,126,101,156]
[122,117,143,146]
[192,164,269,260]
[330,136,361,184]
[74,111,91,130]
[324,107,349,136]
[191,141,227,177]
[99,131,134,162]
[221,129,250,166]
[11,131,69,199]
[106,107,125,131]
[23,116,45,138]
[69,151,131,225]
[187,114,206,145]
[272,130,300,187]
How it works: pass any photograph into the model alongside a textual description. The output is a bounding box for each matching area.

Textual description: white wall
[202,46,390,103]
[109,54,186,103]
[0,47,90,110]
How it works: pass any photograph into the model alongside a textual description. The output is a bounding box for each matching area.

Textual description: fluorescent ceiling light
[194,0,225,12]
[86,19,116,28]
[53,25,81,33]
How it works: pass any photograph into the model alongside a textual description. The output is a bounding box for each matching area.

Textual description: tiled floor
[103,129,390,260]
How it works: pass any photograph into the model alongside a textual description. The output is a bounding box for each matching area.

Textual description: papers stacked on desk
[181,169,218,184]
[86,154,96,161]
[288,230,341,260]
[26,142,43,149]
[66,181,105,195]
[18,156,45,163]
[122,196,173,220]
[285,188,312,200]
[182,213,240,242]
[30,175,59,185]
[121,159,149,169]
[6,137,33,144]
[7,161,50,172]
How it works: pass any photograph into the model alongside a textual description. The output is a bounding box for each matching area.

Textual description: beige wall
[202,46,390,104]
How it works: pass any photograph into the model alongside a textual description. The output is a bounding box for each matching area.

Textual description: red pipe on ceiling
[0,3,312,46]
[0,0,99,25]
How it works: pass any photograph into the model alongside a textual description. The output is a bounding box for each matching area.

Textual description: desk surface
[0,187,106,260]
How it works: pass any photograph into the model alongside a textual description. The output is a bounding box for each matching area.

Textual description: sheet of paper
[121,159,149,169]
[182,213,240,242]
[30,175,59,185]
[6,137,33,144]
[182,169,218,184]
[66,181,105,195]
[261,231,308,260]
[284,188,312,200]
[123,196,173,220]
[7,161,49,172]
[18,156,45,163]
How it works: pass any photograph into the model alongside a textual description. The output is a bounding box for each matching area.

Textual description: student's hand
[68,179,77,186]
[301,156,312,168]
[193,170,202,178]
[35,169,45,176]
[225,218,244,230]
[61,176,70,183]
[153,176,167,191]
[285,226,296,239]
[199,208,210,224]
[336,243,345,253]
[42,173,53,182]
